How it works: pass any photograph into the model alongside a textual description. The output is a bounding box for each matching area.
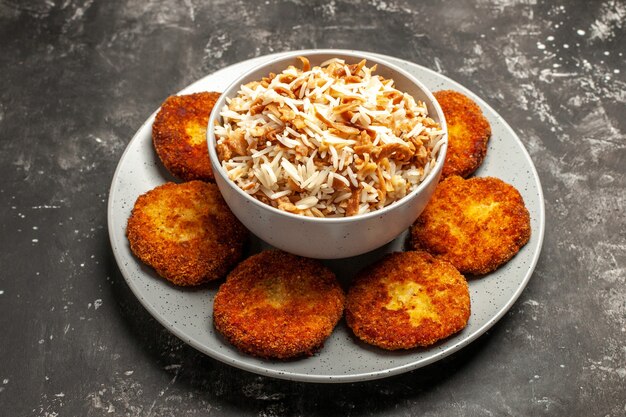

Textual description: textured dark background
[1,0,625,416]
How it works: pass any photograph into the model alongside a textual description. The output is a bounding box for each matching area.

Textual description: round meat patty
[152,92,221,182]
[434,90,491,179]
[213,250,345,359]
[346,251,470,350]
[411,175,531,275]
[126,181,248,286]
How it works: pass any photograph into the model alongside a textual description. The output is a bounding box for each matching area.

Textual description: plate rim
[107,50,546,383]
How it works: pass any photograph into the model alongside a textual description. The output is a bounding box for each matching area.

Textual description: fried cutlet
[345,251,470,350]
[411,175,531,275]
[152,92,221,182]
[434,90,491,178]
[126,181,247,286]
[213,250,345,359]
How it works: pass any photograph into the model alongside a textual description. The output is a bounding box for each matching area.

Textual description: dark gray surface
[0,0,624,416]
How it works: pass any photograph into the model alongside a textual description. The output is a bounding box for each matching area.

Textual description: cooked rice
[214,57,445,217]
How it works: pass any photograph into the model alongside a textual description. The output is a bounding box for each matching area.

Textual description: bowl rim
[207,49,448,224]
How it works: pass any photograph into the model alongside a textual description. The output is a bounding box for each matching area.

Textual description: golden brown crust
[152,92,221,182]
[410,176,531,275]
[213,250,345,359]
[126,181,248,286]
[345,251,470,350]
[434,90,491,179]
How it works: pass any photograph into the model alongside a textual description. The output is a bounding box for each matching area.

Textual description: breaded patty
[152,92,221,181]
[126,181,247,286]
[434,90,491,178]
[213,250,345,359]
[346,251,470,350]
[411,175,531,275]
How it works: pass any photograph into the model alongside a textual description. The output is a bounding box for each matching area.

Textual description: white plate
[107,51,545,383]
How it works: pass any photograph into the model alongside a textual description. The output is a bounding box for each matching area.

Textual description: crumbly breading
[126,181,247,286]
[213,250,345,359]
[346,251,470,350]
[152,92,221,182]
[434,90,491,179]
[411,175,531,275]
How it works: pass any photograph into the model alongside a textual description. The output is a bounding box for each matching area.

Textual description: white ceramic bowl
[207,50,447,259]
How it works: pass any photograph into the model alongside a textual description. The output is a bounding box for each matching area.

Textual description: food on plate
[213,250,345,359]
[214,57,445,217]
[433,90,491,178]
[153,92,221,182]
[410,175,531,275]
[345,251,470,350]
[126,181,247,286]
